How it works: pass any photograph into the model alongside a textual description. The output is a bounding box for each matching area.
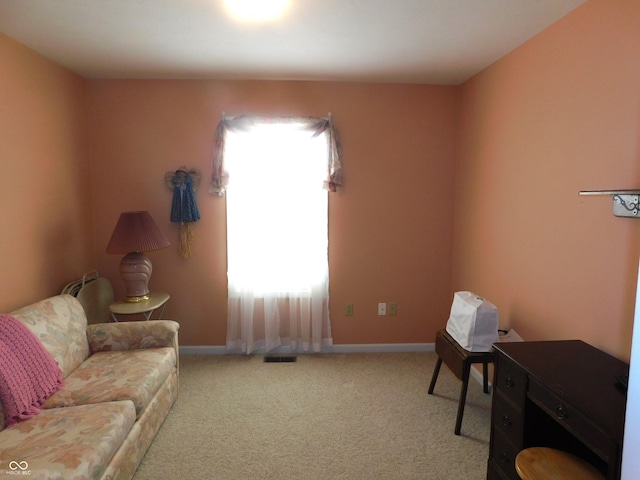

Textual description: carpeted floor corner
[133,352,492,480]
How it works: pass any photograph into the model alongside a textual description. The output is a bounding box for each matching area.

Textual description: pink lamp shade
[106,211,170,302]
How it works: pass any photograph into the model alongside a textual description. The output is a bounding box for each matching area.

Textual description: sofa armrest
[87,320,179,354]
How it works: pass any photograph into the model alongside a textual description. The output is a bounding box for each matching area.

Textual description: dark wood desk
[487,341,629,480]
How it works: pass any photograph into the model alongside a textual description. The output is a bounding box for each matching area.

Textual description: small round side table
[109,291,170,322]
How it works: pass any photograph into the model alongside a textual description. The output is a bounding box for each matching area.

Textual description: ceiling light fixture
[224,0,290,22]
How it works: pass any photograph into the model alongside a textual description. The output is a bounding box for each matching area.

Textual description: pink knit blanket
[0,314,65,427]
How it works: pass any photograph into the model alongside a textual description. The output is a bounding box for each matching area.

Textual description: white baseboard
[180,345,228,355]
[178,342,490,391]
[330,343,435,353]
[180,343,435,355]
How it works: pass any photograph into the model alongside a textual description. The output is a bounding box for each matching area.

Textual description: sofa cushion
[0,400,135,480]
[10,295,90,378]
[43,347,176,418]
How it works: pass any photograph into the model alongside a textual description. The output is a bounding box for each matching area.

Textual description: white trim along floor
[179,343,490,390]
[180,343,434,355]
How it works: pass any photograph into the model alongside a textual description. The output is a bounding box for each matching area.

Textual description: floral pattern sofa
[0,294,179,480]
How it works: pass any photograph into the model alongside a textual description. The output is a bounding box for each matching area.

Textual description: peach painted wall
[0,33,93,312]
[454,0,640,361]
[86,80,457,346]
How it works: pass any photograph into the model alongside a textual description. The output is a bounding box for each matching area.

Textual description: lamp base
[123,294,150,303]
[119,251,153,300]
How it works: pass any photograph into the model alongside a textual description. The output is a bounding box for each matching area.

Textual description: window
[225,123,328,294]
[211,116,342,354]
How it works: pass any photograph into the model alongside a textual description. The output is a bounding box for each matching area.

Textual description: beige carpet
[133,352,492,480]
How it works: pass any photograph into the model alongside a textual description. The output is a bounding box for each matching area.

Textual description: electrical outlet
[388,303,397,315]
[378,303,387,316]
[345,303,354,316]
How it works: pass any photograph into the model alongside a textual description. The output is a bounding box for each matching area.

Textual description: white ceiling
[0,0,586,85]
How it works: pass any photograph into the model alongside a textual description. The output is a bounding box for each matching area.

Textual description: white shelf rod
[579,190,640,218]
[580,189,640,196]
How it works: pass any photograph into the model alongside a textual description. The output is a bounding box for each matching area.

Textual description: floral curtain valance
[209,115,343,195]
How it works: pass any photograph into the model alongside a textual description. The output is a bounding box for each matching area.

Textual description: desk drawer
[493,392,524,443]
[490,430,521,480]
[528,381,610,461]
[495,355,527,406]
[487,459,514,480]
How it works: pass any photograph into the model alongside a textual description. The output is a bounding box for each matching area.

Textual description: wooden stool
[428,329,494,435]
[515,447,605,480]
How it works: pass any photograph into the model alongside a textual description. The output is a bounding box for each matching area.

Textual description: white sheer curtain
[217,117,339,354]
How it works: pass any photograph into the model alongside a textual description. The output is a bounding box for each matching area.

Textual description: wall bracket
[579,190,640,218]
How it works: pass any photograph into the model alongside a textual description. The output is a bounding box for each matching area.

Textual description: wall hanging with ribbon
[165,166,201,258]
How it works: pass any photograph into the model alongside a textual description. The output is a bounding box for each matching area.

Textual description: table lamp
[106,211,171,303]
